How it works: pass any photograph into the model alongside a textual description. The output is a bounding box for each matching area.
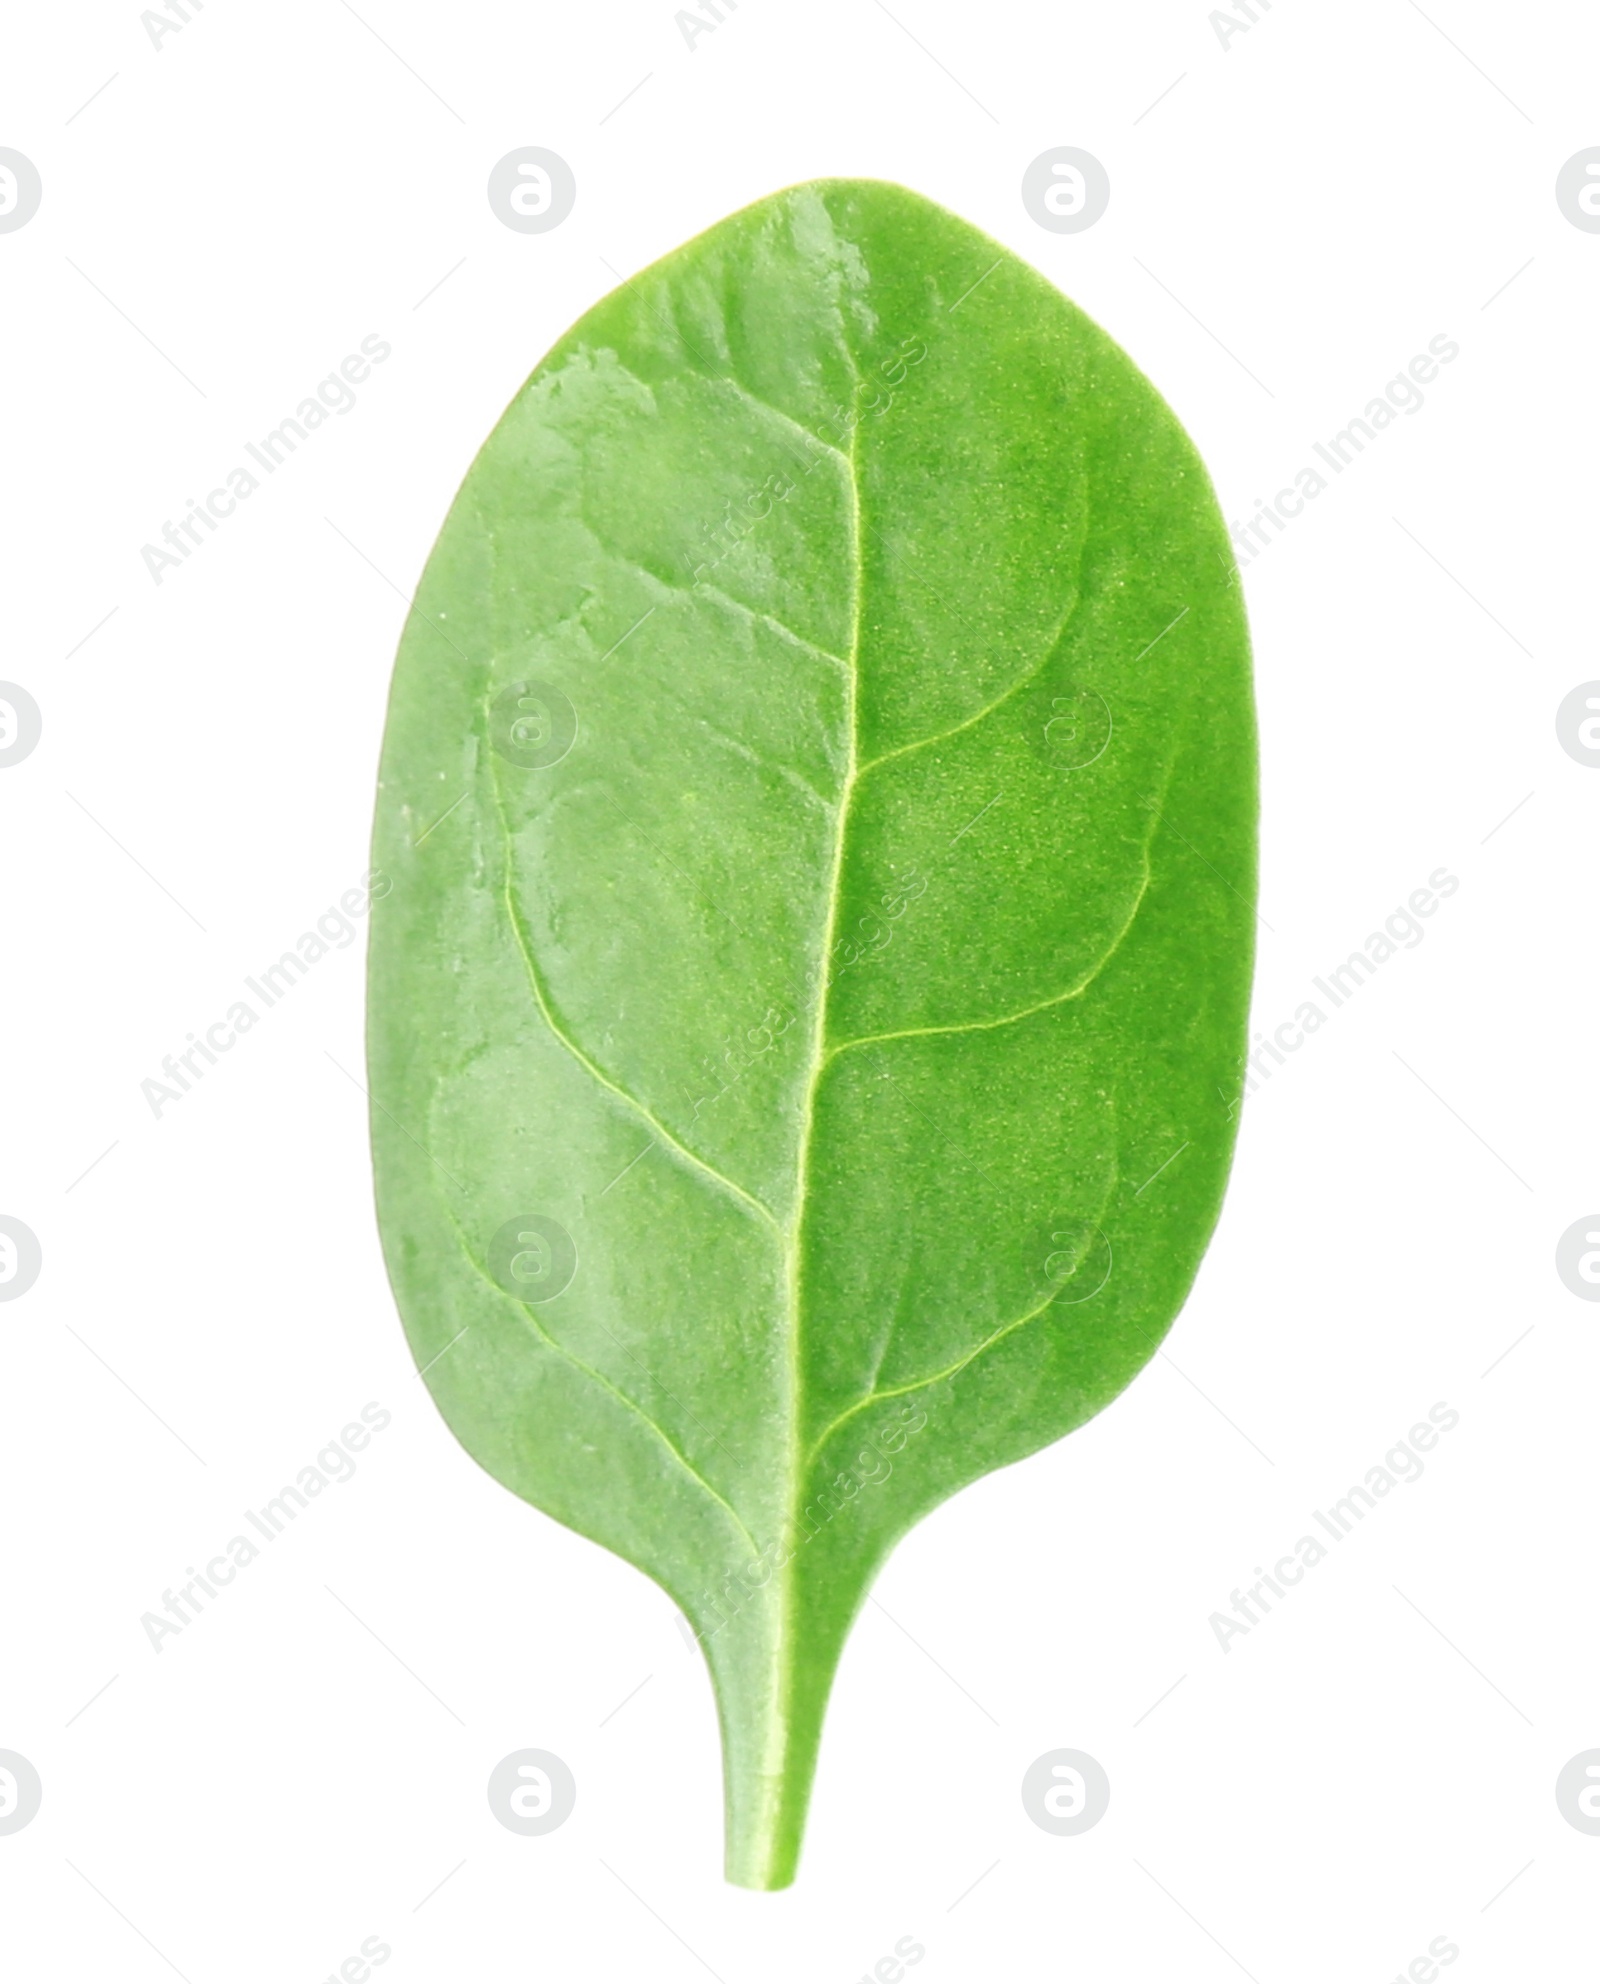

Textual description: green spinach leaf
[367,179,1256,1888]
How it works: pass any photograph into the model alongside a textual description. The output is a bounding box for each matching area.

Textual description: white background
[3,1,1596,1978]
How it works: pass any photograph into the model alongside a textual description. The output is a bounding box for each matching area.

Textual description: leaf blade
[367,177,1256,1890]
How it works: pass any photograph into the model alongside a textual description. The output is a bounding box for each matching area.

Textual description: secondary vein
[619,556,851,675]
[855,582,1084,777]
[803,1162,1122,1465]
[443,1213,762,1560]
[822,860,1157,1062]
[485,770,781,1232]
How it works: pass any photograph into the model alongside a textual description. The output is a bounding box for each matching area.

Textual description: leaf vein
[856,585,1083,777]
[442,1214,763,1559]
[805,1163,1123,1465]
[694,714,836,812]
[712,371,852,470]
[617,556,852,674]
[482,750,782,1230]
[824,849,1155,1061]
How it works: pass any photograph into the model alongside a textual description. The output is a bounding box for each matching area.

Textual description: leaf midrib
[767,318,866,1788]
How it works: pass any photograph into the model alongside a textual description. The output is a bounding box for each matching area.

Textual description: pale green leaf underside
[367,179,1256,1886]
